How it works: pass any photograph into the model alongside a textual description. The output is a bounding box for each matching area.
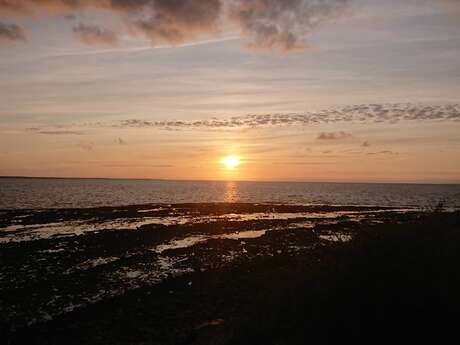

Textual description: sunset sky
[0,0,459,183]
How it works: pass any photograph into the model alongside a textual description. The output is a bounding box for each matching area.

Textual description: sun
[221,155,241,170]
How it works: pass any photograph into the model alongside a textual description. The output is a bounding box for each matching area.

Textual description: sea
[1,177,459,209]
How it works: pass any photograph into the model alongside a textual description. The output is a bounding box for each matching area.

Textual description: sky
[0,0,459,183]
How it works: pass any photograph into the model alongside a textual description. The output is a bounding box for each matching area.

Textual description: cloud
[0,0,100,14]
[0,22,27,44]
[116,137,127,145]
[0,0,350,51]
[37,130,85,135]
[129,0,222,44]
[103,163,173,168]
[117,103,460,130]
[73,23,118,46]
[366,150,399,156]
[227,0,350,51]
[21,103,460,137]
[317,131,353,140]
[272,161,335,166]
[25,127,84,136]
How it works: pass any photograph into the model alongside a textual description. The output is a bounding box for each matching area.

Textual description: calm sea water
[1,178,459,209]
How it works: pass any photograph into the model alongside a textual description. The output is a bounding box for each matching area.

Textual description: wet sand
[1,203,459,344]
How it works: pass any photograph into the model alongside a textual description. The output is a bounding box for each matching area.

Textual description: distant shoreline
[1,175,459,186]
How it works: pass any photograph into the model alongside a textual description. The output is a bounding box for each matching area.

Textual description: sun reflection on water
[224,181,238,202]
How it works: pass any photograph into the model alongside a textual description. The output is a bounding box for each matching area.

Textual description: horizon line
[1,175,459,186]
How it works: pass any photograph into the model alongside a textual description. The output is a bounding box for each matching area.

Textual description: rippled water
[1,177,459,209]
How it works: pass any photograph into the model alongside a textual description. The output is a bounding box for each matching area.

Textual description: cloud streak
[35,130,85,135]
[117,103,460,130]
[103,163,174,168]
[366,150,399,156]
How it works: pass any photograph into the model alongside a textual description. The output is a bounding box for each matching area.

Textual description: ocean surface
[1,177,459,209]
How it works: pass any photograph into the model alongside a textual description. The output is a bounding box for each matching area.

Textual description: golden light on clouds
[221,155,241,170]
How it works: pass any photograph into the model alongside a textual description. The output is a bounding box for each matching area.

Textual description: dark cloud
[130,0,222,44]
[0,0,350,51]
[118,103,460,130]
[0,0,222,45]
[317,131,352,140]
[228,0,349,51]
[0,22,27,44]
[73,23,118,46]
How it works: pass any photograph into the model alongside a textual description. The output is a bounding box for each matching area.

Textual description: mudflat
[1,203,459,344]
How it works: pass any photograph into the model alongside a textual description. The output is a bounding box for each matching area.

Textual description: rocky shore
[1,203,459,344]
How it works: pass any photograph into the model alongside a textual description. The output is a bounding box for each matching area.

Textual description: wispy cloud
[366,150,399,156]
[46,36,239,58]
[24,103,460,136]
[117,103,460,130]
[103,164,174,168]
[37,130,85,135]
[26,128,85,136]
